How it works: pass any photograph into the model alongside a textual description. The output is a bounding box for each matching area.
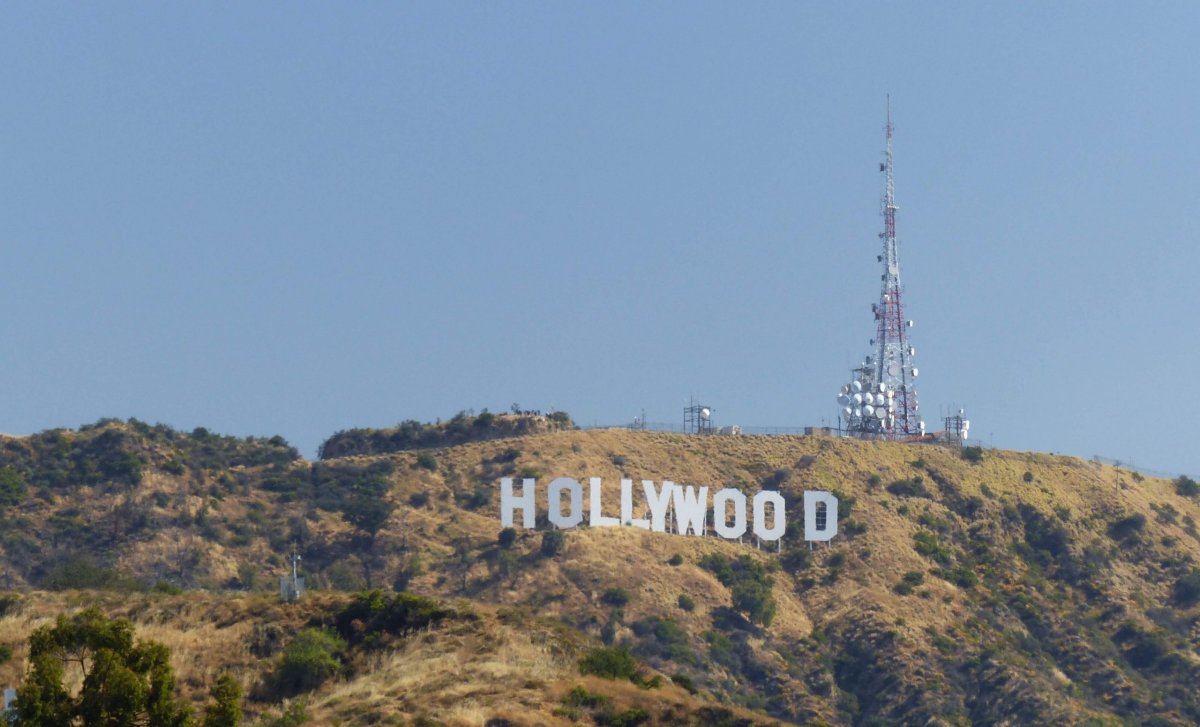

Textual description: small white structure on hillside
[279,548,304,603]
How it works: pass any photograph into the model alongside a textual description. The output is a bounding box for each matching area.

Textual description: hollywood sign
[500,477,839,542]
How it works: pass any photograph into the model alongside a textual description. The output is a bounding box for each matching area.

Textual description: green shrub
[699,554,777,626]
[913,531,953,565]
[498,527,517,549]
[0,467,27,508]
[202,673,242,727]
[578,645,639,681]
[886,478,930,498]
[677,594,695,612]
[1172,570,1200,605]
[0,643,11,665]
[671,672,698,694]
[415,452,438,472]
[1175,476,1199,497]
[409,491,430,507]
[1108,513,1146,541]
[731,581,775,627]
[1022,471,1034,483]
[334,590,452,646]
[0,594,20,617]
[540,529,566,557]
[601,588,631,608]
[271,629,345,697]
[563,685,611,710]
[960,446,984,464]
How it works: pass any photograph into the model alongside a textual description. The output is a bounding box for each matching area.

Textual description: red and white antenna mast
[836,96,925,439]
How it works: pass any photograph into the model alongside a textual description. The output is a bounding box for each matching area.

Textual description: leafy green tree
[14,607,191,726]
[201,673,242,727]
[0,466,25,509]
[269,629,345,698]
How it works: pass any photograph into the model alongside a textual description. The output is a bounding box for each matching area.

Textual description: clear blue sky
[1,4,1197,475]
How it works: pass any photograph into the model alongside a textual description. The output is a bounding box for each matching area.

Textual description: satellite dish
[907,320,914,327]
[840,384,850,395]
[842,406,853,417]
[863,404,875,417]
[876,407,888,419]
[911,368,919,377]
[851,381,863,392]
[854,408,862,418]
[887,364,899,376]
[700,408,711,419]
[876,393,887,406]
[852,393,864,405]
[878,382,888,392]
[837,394,851,406]
[908,346,915,356]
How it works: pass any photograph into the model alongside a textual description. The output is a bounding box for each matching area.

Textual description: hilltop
[1,418,1200,725]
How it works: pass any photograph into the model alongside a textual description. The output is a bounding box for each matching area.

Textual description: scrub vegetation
[0,417,1198,724]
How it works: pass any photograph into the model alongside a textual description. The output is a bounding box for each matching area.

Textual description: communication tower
[684,398,714,435]
[279,545,304,602]
[837,97,925,439]
[943,409,970,444]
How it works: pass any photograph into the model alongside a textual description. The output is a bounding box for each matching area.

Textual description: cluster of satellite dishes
[837,379,895,425]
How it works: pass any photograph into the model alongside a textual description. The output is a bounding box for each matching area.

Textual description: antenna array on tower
[837,98,925,440]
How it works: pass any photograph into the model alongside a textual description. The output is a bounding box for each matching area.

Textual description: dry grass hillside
[2,418,1200,725]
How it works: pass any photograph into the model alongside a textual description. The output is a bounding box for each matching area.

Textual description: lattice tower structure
[837,98,925,439]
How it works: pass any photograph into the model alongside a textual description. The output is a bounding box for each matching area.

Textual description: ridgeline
[1,415,1199,725]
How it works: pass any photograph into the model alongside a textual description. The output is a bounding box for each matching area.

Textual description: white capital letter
[643,480,675,533]
[804,490,839,542]
[589,477,620,527]
[547,477,583,529]
[753,490,786,541]
[712,488,747,539]
[501,477,536,529]
[621,479,650,529]
[672,484,709,536]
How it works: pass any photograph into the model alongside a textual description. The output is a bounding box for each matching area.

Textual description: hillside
[2,419,1200,725]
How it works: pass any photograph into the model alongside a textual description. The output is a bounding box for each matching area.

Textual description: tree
[202,673,242,727]
[0,466,25,509]
[14,607,192,726]
[540,530,565,557]
[497,527,517,549]
[1175,475,1199,497]
[268,629,345,698]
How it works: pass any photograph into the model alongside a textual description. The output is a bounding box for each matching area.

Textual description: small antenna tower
[683,397,714,435]
[837,96,925,440]
[280,543,304,602]
[942,408,971,445]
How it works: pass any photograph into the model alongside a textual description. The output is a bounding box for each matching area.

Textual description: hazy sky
[1,4,1197,474]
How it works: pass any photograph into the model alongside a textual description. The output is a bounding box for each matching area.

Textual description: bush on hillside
[1172,570,1200,606]
[886,478,930,498]
[1108,513,1146,542]
[540,530,566,557]
[578,645,639,681]
[267,629,345,697]
[1175,476,1199,497]
[699,554,776,626]
[334,590,453,647]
